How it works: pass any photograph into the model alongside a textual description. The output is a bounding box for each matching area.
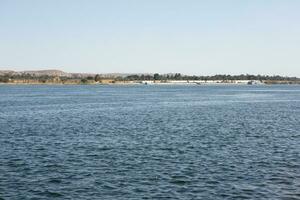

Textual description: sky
[0,0,300,76]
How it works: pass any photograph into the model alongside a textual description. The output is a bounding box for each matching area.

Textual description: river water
[0,85,300,199]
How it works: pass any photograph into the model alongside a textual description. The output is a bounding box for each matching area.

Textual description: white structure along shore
[140,80,263,85]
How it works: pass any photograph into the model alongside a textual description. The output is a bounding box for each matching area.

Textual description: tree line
[121,73,300,81]
[0,72,299,83]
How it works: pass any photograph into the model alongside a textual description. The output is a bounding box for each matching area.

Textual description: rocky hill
[0,69,93,78]
[0,69,136,78]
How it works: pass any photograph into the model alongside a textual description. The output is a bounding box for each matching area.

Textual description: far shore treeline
[0,70,299,84]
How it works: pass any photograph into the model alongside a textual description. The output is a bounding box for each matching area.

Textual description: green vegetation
[80,78,88,84]
[0,72,299,84]
[121,73,300,82]
[94,74,101,82]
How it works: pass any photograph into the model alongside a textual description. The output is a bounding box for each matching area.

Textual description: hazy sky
[1,0,300,76]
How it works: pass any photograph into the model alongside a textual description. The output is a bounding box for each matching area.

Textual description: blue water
[0,85,300,199]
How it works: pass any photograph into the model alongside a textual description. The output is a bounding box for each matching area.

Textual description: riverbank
[1,70,300,85]
[1,80,300,85]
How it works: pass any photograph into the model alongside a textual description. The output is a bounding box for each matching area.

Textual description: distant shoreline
[0,80,299,85]
[1,70,299,85]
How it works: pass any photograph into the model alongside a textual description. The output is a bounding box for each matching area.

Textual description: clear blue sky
[1,0,300,76]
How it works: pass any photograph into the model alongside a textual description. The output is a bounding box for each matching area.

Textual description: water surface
[0,85,300,199]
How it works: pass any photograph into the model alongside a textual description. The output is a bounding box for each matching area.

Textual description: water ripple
[0,85,300,199]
